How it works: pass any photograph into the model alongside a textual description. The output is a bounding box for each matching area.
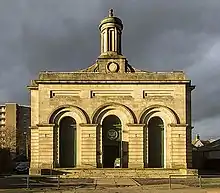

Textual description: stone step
[50,168,197,178]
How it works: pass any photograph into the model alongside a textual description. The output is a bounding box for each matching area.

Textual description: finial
[109,9,114,17]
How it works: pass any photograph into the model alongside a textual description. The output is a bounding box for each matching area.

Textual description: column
[128,124,145,168]
[80,124,97,168]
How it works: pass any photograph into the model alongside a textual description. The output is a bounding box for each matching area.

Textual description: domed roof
[99,9,123,30]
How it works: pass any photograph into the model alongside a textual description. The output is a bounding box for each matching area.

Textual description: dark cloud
[0,0,220,139]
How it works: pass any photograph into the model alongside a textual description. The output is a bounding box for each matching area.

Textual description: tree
[0,126,17,155]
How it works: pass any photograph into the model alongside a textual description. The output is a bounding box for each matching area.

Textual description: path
[1,178,220,192]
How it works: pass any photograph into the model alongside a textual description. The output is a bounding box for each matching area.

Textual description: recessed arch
[139,105,180,125]
[93,103,134,168]
[140,105,180,169]
[92,102,137,124]
[48,105,90,124]
[48,105,89,168]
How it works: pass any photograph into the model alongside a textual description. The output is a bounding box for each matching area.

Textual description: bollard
[26,175,30,189]
[169,175,171,189]
[57,175,60,189]
[199,175,202,188]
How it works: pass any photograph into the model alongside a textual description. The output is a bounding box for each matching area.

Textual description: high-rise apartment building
[0,103,30,157]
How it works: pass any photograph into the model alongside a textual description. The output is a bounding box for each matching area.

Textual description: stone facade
[28,10,195,174]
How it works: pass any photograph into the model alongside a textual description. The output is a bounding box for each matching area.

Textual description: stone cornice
[127,123,145,127]
[29,126,38,129]
[36,123,55,127]
[169,123,188,127]
[79,123,98,127]
[37,71,187,81]
[34,80,191,84]
[27,86,38,90]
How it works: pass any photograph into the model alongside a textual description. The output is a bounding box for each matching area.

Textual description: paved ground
[32,184,220,193]
[1,177,220,192]
[95,178,137,186]
[60,186,220,193]
[1,185,218,193]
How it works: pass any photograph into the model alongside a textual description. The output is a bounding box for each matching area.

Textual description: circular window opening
[107,62,119,72]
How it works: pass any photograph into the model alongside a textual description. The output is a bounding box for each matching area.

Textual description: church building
[28,10,195,175]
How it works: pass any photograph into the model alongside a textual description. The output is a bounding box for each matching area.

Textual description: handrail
[169,174,220,189]
[3,174,61,189]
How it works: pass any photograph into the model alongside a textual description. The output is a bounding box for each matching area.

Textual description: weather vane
[109,8,114,17]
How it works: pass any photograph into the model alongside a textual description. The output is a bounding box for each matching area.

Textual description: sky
[0,0,220,139]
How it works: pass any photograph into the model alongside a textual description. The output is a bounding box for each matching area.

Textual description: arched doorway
[148,116,164,168]
[59,116,76,168]
[102,115,122,168]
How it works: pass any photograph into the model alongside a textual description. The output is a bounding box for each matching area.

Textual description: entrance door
[102,115,121,168]
[59,116,76,168]
[148,116,164,168]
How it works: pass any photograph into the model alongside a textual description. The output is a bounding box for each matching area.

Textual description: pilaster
[29,126,40,174]
[170,124,187,168]
[80,124,97,168]
[128,124,144,168]
[37,124,55,169]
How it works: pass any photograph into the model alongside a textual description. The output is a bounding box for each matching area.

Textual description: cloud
[193,115,220,140]
[0,0,220,139]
